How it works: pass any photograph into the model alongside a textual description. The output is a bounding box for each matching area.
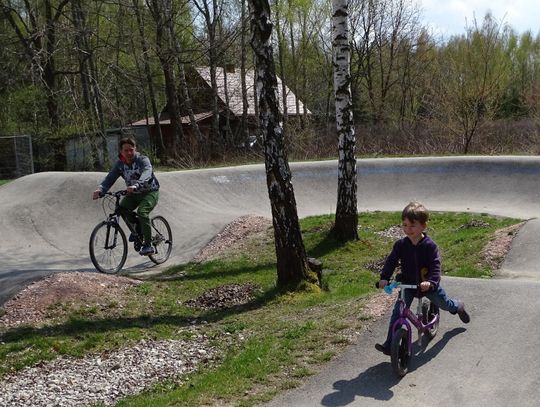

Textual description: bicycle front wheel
[89,221,128,274]
[391,327,411,377]
[148,215,172,265]
[422,298,440,339]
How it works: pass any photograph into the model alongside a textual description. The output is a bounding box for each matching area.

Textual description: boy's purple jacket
[380,233,441,291]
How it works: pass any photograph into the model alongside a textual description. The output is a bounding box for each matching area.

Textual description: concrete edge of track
[1,155,540,305]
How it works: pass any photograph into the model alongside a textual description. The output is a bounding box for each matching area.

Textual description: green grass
[0,180,11,186]
[0,211,520,406]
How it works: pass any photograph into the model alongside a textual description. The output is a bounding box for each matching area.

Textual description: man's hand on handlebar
[92,190,102,200]
[126,186,136,194]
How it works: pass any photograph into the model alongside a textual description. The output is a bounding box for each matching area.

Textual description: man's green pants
[118,191,159,245]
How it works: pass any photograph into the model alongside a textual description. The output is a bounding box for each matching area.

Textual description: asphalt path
[1,156,540,405]
[266,276,540,407]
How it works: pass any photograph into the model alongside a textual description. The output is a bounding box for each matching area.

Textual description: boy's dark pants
[118,191,159,245]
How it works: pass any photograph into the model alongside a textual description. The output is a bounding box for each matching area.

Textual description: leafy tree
[429,13,511,153]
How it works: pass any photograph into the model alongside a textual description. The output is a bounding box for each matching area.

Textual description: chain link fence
[0,135,34,178]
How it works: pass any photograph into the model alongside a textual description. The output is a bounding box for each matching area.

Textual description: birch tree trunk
[248,0,319,288]
[332,0,358,241]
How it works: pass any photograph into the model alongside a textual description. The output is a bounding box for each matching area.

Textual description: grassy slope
[0,211,520,406]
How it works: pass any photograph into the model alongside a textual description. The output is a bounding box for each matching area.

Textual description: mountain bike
[378,281,440,377]
[89,190,172,274]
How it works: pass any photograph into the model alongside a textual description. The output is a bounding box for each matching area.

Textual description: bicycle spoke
[90,222,127,274]
[148,216,172,265]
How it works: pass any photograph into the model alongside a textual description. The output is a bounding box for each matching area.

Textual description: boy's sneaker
[139,244,155,256]
[457,302,470,323]
[375,343,391,356]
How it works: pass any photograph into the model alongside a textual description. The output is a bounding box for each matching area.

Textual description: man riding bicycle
[92,137,160,256]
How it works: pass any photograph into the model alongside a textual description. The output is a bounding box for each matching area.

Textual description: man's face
[120,143,136,164]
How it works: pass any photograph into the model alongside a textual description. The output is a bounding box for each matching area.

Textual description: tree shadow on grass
[0,284,283,344]
[156,260,277,282]
[307,230,347,259]
[320,327,466,406]
[306,228,378,263]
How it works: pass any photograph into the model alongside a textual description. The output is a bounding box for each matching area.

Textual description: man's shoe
[375,343,391,356]
[129,233,136,242]
[457,302,470,324]
[139,244,155,256]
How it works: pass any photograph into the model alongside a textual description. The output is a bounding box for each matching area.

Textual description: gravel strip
[0,331,219,407]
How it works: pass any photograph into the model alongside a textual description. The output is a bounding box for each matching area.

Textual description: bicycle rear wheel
[391,327,411,377]
[89,221,128,274]
[148,215,172,265]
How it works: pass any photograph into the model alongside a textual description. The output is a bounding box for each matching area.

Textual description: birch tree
[248,0,319,288]
[332,0,358,241]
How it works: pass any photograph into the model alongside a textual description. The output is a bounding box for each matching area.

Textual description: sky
[420,0,540,38]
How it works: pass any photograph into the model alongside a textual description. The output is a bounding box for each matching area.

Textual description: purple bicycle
[382,282,440,377]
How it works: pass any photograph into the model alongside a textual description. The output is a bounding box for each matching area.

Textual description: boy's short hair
[119,137,136,150]
[402,201,429,224]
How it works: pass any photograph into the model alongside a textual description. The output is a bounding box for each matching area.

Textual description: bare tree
[192,0,224,157]
[132,0,166,155]
[2,0,72,169]
[248,0,319,288]
[146,0,183,158]
[332,0,358,241]
[240,0,250,141]
[349,0,422,124]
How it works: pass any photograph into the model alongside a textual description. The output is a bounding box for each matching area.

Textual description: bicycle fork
[104,217,120,249]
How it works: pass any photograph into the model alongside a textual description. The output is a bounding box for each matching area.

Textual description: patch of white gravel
[0,330,222,407]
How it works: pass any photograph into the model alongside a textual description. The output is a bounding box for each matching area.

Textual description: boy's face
[401,218,426,241]
[120,143,136,164]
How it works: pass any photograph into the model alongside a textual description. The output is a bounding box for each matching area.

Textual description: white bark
[332,0,358,240]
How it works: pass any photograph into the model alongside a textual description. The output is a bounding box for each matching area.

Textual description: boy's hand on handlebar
[377,280,388,289]
[420,281,431,292]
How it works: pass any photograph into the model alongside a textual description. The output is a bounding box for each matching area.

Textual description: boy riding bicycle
[375,201,470,355]
[92,137,160,256]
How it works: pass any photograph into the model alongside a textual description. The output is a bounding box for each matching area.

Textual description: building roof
[131,111,214,127]
[194,66,311,116]
[131,66,310,127]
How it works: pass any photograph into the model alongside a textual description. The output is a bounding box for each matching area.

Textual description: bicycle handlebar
[375,281,419,294]
[99,190,127,198]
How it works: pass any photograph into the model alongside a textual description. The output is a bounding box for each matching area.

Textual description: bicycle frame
[391,284,440,355]
[103,191,140,237]
[102,190,165,249]
[91,190,172,273]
